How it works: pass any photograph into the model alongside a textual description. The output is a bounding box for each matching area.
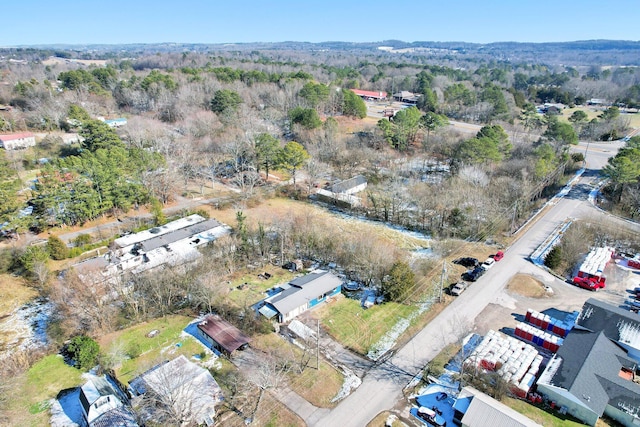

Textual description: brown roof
[0,132,34,141]
[197,315,250,354]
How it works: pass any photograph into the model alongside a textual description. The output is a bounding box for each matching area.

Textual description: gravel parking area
[474,260,640,335]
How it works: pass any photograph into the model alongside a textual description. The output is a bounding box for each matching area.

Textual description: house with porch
[258,270,342,323]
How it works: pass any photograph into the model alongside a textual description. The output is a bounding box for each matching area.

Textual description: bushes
[47,236,69,260]
[65,335,100,371]
[544,246,562,269]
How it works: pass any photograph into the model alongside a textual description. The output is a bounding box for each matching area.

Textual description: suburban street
[313,140,635,427]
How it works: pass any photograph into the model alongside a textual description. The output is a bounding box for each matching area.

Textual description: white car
[481,257,495,270]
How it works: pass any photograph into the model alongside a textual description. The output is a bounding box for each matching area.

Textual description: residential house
[196,315,251,356]
[0,132,36,150]
[577,298,640,361]
[393,91,421,104]
[331,175,367,195]
[259,270,342,323]
[317,175,367,208]
[79,374,137,427]
[350,88,387,101]
[536,330,640,426]
[129,355,222,426]
[452,386,542,427]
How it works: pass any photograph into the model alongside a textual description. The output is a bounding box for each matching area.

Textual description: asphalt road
[314,140,631,427]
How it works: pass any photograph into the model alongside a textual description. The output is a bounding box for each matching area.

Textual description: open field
[560,106,640,128]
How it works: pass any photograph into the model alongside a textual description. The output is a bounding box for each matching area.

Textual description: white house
[0,132,36,150]
[79,375,137,427]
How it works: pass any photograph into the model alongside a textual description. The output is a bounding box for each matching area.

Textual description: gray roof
[460,387,542,427]
[139,218,221,252]
[578,298,640,346]
[545,330,640,417]
[331,175,367,194]
[79,375,127,416]
[91,407,138,427]
[270,271,342,316]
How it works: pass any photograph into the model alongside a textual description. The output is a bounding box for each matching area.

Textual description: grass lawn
[503,396,587,427]
[98,314,212,383]
[7,354,84,427]
[317,297,418,355]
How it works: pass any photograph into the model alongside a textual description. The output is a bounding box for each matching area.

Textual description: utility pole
[511,200,518,235]
[439,260,446,302]
[316,319,320,370]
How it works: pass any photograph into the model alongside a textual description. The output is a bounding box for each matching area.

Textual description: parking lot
[473,258,640,337]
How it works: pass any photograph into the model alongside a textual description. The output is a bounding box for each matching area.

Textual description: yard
[316,297,418,355]
[250,333,344,408]
[5,354,83,427]
[98,314,216,383]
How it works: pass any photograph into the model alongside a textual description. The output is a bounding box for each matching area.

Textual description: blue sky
[3,0,639,46]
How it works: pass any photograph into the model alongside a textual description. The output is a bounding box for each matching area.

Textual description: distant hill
[3,39,640,66]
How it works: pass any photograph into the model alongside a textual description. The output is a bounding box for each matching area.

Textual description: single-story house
[128,355,222,426]
[452,386,542,427]
[577,297,640,361]
[79,374,137,427]
[259,270,342,323]
[536,329,640,426]
[197,315,251,356]
[331,175,367,195]
[350,88,387,100]
[393,91,421,104]
[0,132,36,150]
[317,175,368,208]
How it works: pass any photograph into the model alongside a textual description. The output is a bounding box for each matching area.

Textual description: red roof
[0,132,35,141]
[197,315,250,354]
[350,89,387,99]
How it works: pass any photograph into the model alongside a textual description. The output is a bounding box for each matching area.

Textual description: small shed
[197,315,250,356]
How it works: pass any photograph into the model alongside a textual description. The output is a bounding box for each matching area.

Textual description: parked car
[463,266,486,282]
[450,281,468,296]
[493,251,504,261]
[453,257,479,268]
[481,258,496,270]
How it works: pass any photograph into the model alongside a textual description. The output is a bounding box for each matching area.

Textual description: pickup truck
[451,281,468,296]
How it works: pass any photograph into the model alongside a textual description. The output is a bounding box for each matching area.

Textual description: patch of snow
[0,298,52,361]
[49,387,82,427]
[330,366,362,403]
[367,298,435,361]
